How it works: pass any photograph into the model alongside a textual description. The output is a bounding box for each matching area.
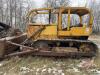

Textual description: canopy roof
[27,7,90,17]
[60,7,90,16]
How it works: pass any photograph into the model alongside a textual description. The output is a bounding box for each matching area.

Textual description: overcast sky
[35,0,45,7]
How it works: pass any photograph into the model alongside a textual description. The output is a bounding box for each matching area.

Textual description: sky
[35,0,45,7]
[71,0,87,6]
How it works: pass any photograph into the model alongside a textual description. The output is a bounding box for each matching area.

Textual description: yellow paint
[27,25,57,38]
[27,25,92,38]
[26,7,93,40]
[58,27,91,36]
[41,25,57,36]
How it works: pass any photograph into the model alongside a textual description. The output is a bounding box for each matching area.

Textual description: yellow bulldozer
[25,7,98,57]
[0,7,98,58]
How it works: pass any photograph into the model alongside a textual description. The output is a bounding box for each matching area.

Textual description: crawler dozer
[25,7,98,57]
[0,7,98,58]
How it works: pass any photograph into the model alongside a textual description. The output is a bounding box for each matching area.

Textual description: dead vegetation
[0,22,21,38]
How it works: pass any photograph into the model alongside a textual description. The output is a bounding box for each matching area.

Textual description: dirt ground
[0,35,100,75]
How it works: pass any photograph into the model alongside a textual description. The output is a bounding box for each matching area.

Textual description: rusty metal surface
[4,49,95,58]
[5,49,38,58]
[31,51,95,57]
[0,33,27,57]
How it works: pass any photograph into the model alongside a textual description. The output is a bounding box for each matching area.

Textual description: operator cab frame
[58,7,93,31]
[27,7,93,37]
[27,7,93,27]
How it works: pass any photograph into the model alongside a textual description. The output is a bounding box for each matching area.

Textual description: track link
[31,39,98,57]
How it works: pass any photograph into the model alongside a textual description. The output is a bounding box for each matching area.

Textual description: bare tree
[0,0,36,31]
[86,0,100,33]
[0,0,4,22]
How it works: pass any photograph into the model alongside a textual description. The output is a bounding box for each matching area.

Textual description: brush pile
[0,22,21,38]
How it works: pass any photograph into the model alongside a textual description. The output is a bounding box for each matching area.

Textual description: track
[31,51,95,58]
[3,38,98,58]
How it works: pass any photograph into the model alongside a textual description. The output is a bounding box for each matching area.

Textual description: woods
[0,0,100,33]
[0,0,34,31]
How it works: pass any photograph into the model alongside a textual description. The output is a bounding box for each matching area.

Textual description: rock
[78,58,95,69]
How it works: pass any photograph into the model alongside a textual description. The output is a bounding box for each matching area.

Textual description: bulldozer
[0,7,98,58]
[25,7,98,57]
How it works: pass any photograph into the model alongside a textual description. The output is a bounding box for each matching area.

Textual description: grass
[0,56,99,75]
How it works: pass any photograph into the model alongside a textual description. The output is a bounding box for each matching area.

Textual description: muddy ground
[0,35,100,75]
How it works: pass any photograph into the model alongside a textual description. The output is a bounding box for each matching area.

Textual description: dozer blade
[0,33,27,58]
